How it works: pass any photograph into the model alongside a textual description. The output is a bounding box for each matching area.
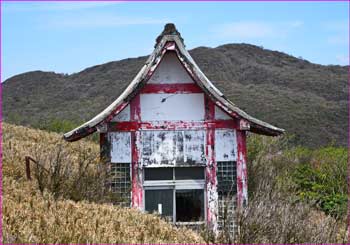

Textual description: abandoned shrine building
[64,24,284,234]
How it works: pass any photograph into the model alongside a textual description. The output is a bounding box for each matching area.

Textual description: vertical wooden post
[236,130,248,208]
[204,95,218,232]
[25,156,32,180]
[130,94,143,209]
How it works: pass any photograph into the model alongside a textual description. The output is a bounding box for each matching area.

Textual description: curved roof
[64,24,284,142]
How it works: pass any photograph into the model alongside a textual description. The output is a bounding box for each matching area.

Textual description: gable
[148,51,195,84]
[63,26,284,142]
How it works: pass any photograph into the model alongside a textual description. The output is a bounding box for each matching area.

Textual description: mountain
[3,43,348,147]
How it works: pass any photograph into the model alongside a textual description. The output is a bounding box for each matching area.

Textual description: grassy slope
[2,123,204,244]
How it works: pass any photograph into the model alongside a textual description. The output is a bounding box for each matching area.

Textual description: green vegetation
[234,134,347,243]
[291,147,347,217]
[247,135,347,219]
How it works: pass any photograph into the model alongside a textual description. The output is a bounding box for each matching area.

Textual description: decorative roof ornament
[155,23,184,47]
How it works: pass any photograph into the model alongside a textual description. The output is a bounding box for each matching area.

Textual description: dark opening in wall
[176,189,204,222]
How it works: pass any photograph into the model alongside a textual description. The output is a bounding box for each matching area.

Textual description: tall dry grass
[233,135,347,244]
[2,123,205,244]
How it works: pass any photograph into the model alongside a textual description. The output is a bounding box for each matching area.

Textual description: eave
[64,30,284,142]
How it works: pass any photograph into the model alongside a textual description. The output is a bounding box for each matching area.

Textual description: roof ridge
[155,23,184,47]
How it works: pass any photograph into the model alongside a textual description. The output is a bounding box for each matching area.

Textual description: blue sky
[2,1,349,81]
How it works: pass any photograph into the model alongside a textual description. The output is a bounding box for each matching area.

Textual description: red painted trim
[130,95,142,209]
[109,120,238,131]
[236,130,248,208]
[204,96,217,227]
[205,95,215,120]
[140,83,202,94]
[130,94,141,122]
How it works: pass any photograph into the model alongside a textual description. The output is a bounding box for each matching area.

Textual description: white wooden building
[64,23,284,236]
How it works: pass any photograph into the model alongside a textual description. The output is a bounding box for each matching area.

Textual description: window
[145,189,173,221]
[217,161,237,197]
[216,161,237,232]
[176,190,204,222]
[144,168,173,180]
[110,162,131,207]
[143,167,205,223]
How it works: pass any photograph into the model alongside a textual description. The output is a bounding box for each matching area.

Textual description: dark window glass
[217,161,237,197]
[176,190,204,222]
[144,168,173,180]
[145,189,173,221]
[175,167,204,180]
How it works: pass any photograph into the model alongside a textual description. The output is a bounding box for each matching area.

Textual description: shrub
[291,147,347,218]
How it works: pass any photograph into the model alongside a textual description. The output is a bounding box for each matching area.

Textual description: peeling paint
[109,132,131,163]
[215,129,237,162]
[140,93,205,121]
[141,130,205,166]
[236,130,248,207]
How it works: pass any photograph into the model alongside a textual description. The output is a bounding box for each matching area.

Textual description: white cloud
[4,2,122,12]
[214,20,303,39]
[336,54,349,65]
[43,13,168,29]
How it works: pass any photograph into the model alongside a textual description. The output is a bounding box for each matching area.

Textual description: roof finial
[155,23,184,47]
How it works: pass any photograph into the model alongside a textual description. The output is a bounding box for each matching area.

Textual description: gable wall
[104,49,246,234]
[148,51,195,84]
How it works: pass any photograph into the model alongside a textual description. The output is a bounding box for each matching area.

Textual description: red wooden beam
[204,95,217,231]
[140,83,202,94]
[130,95,143,209]
[236,130,248,208]
[108,120,238,131]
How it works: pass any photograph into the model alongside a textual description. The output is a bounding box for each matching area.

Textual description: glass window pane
[217,161,237,198]
[145,189,173,221]
[144,168,173,180]
[175,167,204,180]
[176,190,204,222]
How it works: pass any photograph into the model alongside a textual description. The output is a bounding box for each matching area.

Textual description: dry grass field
[2,123,347,244]
[2,123,205,244]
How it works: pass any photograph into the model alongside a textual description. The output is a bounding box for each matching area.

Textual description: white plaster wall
[111,105,130,122]
[184,130,206,163]
[215,105,231,120]
[109,132,131,163]
[140,93,205,121]
[141,130,205,166]
[215,129,237,161]
[148,52,194,84]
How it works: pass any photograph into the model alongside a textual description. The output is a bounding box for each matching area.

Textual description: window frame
[142,167,206,224]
